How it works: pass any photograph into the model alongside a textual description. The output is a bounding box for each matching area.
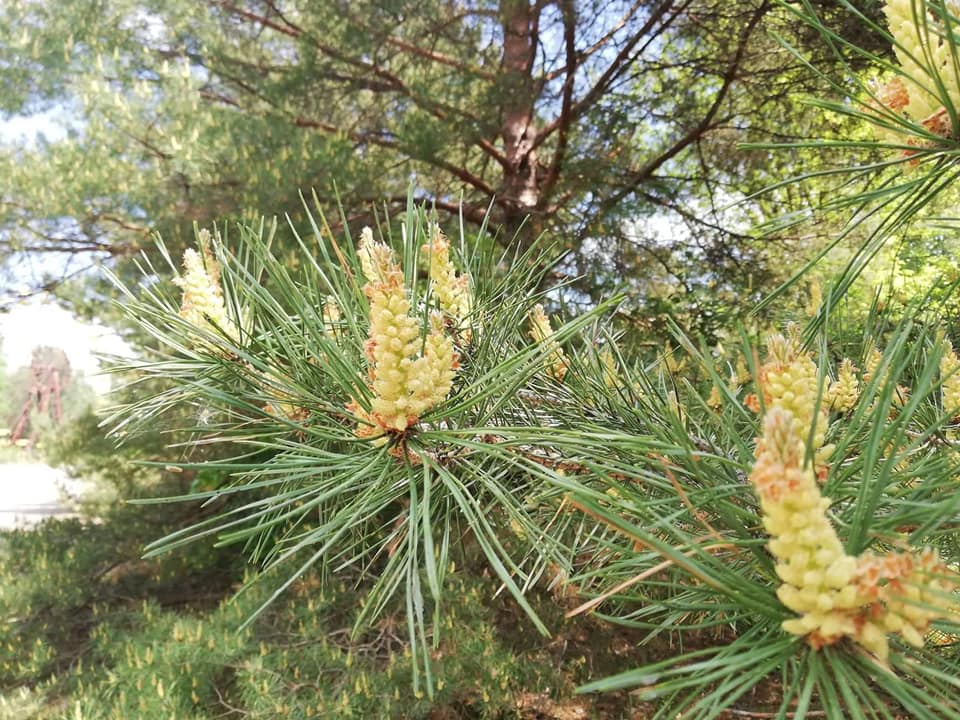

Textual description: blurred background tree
[0,0,890,339]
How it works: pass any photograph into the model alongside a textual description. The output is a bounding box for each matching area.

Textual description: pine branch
[587,0,770,231]
[538,0,578,207]
[291,116,497,197]
[534,0,692,149]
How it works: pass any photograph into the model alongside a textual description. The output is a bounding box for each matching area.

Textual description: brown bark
[499,0,541,242]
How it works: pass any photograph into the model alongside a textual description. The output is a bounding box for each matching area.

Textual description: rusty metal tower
[10,348,70,446]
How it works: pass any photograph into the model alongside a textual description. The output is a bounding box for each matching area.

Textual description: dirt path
[0,462,85,529]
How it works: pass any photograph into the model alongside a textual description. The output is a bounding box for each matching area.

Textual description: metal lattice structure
[9,349,70,446]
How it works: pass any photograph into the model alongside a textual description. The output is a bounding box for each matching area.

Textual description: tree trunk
[499,0,541,244]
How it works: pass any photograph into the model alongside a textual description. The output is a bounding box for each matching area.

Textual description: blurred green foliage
[0,504,644,719]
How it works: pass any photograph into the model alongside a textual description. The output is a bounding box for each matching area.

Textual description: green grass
[0,497,655,720]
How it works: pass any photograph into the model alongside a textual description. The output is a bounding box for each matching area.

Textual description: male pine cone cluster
[348,227,462,437]
[173,224,574,439]
[872,0,960,144]
[749,332,956,661]
[173,228,239,347]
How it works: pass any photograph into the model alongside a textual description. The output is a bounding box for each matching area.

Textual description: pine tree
[103,2,960,715]
[0,0,880,337]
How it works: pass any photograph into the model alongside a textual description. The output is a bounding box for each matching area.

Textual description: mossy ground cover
[0,501,659,719]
